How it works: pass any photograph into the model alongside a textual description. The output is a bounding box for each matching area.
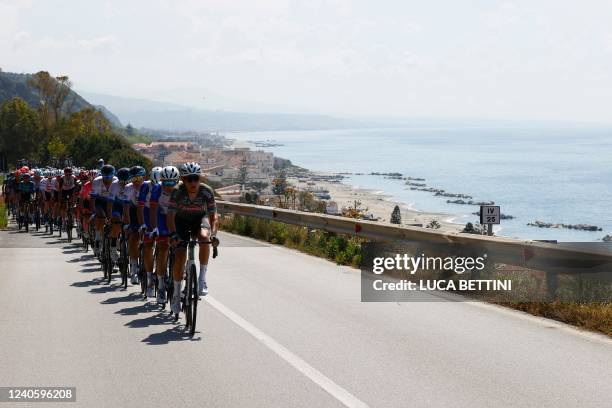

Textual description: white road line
[206,296,370,408]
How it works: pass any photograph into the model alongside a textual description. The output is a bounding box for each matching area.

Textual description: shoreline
[291,173,464,233]
[233,139,465,232]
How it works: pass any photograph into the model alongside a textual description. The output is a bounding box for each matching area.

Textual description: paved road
[1,225,611,408]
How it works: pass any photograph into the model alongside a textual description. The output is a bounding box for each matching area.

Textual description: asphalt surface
[1,224,611,408]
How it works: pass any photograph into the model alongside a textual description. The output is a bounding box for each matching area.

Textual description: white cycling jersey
[91,176,119,201]
[115,182,130,203]
[124,182,145,206]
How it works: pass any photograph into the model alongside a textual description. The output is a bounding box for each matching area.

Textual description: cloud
[78,36,117,53]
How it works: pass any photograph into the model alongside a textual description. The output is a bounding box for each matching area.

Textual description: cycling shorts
[94,198,109,216]
[156,213,169,240]
[44,192,52,201]
[128,206,140,231]
[175,214,209,245]
[111,202,123,218]
[61,188,75,201]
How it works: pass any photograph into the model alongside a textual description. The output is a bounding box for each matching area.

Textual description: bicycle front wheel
[188,265,198,336]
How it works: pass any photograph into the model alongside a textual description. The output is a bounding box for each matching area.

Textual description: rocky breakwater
[527,220,602,232]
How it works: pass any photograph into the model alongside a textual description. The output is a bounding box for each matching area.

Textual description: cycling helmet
[33,169,43,177]
[179,162,201,176]
[116,167,130,182]
[160,166,180,181]
[89,169,99,179]
[97,159,104,169]
[20,166,29,174]
[129,166,146,178]
[101,164,115,178]
[64,167,72,174]
[150,166,162,184]
[79,169,89,180]
[22,172,31,179]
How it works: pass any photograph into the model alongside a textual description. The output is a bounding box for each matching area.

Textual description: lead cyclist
[166,162,218,315]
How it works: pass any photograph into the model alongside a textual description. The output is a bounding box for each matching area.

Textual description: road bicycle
[175,236,219,337]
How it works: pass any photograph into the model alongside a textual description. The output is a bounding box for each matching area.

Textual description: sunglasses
[184,175,200,183]
[162,180,178,187]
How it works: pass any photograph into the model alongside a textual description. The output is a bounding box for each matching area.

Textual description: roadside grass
[0,195,7,229]
[219,214,362,267]
[510,301,612,337]
[219,213,612,337]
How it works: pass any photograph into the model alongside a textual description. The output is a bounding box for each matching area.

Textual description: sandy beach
[291,176,464,233]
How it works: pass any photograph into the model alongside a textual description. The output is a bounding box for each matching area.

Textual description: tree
[426,219,441,229]
[126,123,135,136]
[238,158,248,188]
[27,71,73,129]
[0,97,40,167]
[390,205,401,224]
[272,170,287,196]
[47,135,67,160]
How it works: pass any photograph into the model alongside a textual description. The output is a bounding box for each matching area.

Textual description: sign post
[480,205,500,236]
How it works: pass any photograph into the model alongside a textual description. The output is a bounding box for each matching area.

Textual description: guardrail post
[546,271,558,300]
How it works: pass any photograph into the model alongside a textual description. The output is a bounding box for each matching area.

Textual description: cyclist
[18,172,36,227]
[150,165,179,304]
[125,166,146,284]
[137,166,160,297]
[58,167,77,231]
[41,170,55,227]
[109,167,131,264]
[90,165,118,257]
[32,169,44,225]
[167,162,218,315]
[97,159,105,170]
[77,170,93,241]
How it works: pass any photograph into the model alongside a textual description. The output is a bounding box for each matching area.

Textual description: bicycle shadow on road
[124,311,174,329]
[71,279,103,288]
[141,325,202,345]
[115,301,160,316]
[79,266,101,273]
[89,284,122,294]
[101,292,142,305]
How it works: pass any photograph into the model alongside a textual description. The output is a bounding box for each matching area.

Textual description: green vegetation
[0,71,150,170]
[219,215,362,267]
[390,205,401,224]
[510,302,612,337]
[122,123,153,144]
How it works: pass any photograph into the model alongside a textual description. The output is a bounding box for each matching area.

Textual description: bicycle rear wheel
[67,220,72,242]
[139,244,147,296]
[120,237,128,289]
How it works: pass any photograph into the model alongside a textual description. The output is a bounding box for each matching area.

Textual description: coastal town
[131,134,459,231]
[131,134,607,238]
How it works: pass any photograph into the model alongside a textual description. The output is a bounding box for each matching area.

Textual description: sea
[231,126,612,242]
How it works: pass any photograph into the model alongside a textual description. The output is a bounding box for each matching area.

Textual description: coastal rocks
[527,220,602,232]
[447,199,495,206]
[435,192,473,199]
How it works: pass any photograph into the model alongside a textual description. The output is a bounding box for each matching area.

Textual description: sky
[2,0,612,122]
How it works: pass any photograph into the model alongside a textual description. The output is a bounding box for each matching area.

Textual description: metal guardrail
[217,201,612,274]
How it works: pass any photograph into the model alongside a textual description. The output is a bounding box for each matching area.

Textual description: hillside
[81,91,374,132]
[0,71,122,127]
